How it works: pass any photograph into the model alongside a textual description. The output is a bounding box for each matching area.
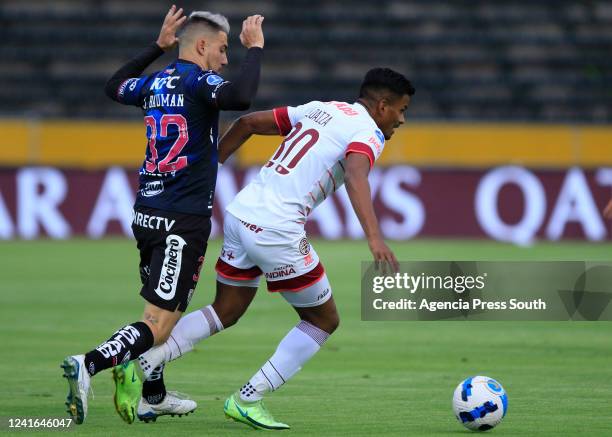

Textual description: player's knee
[142,312,179,346]
[300,309,340,335]
[323,311,340,334]
[211,303,244,329]
[330,312,340,333]
[148,322,174,345]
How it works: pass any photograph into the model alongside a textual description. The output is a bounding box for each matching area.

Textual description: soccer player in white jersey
[116,68,414,429]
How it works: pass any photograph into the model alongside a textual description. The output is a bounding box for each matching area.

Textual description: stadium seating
[1,0,610,121]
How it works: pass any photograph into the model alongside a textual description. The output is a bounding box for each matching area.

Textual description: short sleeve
[345,128,386,169]
[115,77,149,106]
[194,71,230,106]
[272,101,318,135]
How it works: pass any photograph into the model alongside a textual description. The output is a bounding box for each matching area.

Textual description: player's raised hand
[604,199,612,219]
[240,15,264,49]
[156,5,187,51]
[369,238,400,274]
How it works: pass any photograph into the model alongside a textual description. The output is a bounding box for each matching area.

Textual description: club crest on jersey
[206,74,224,85]
[375,129,385,145]
[299,237,311,255]
[141,180,164,197]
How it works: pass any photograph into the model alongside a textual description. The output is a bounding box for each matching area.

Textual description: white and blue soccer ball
[452,376,508,431]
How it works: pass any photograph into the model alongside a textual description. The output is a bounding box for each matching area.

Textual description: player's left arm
[344,153,399,272]
[604,199,612,219]
[218,110,278,163]
[104,6,185,103]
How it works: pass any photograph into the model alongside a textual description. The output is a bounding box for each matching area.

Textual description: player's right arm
[195,16,265,111]
[218,102,316,163]
[104,5,186,104]
[218,110,278,163]
[344,153,399,272]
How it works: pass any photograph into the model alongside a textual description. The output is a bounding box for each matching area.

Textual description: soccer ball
[452,376,508,431]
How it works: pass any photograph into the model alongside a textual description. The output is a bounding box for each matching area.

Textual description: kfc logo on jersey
[150,76,180,90]
[155,235,187,301]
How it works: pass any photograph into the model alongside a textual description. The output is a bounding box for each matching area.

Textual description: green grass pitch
[1,238,611,436]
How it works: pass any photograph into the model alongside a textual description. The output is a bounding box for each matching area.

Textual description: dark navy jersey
[115,60,228,216]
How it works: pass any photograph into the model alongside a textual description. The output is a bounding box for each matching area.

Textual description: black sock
[83,321,154,377]
[142,365,167,405]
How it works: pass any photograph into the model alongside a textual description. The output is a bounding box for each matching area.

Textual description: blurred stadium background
[1,2,612,434]
[0,0,610,243]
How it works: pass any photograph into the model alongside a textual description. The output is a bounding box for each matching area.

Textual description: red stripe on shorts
[267,262,325,292]
[216,258,262,280]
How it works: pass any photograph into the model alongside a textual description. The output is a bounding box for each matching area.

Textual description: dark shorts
[132,206,211,312]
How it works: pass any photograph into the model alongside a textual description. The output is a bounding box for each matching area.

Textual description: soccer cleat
[137,391,197,423]
[61,355,91,425]
[224,393,290,430]
[112,361,143,424]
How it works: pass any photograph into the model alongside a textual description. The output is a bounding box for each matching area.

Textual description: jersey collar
[354,100,377,126]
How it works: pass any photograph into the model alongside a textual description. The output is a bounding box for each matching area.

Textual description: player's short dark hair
[359,68,415,100]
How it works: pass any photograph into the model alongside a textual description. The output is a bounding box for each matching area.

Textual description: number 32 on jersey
[144,114,189,173]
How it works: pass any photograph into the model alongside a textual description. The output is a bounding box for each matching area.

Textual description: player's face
[379,94,410,140]
[203,31,229,72]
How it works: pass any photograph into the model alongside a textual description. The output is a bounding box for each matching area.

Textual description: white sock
[239,320,330,402]
[138,305,223,379]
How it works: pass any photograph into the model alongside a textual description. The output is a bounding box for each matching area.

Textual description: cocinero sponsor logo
[155,234,187,300]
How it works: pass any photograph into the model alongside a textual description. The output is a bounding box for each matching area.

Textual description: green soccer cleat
[224,393,290,430]
[112,361,143,424]
[61,355,91,425]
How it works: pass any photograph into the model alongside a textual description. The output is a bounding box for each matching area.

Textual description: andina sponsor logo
[265,266,297,279]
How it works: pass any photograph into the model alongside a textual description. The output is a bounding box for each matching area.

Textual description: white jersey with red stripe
[226,100,385,232]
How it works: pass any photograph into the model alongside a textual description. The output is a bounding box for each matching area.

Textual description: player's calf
[213,277,259,328]
[135,304,226,409]
[141,303,183,346]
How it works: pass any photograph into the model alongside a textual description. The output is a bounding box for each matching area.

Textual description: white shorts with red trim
[215,212,325,293]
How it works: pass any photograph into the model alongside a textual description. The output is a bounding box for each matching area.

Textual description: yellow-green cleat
[112,361,143,424]
[224,393,290,430]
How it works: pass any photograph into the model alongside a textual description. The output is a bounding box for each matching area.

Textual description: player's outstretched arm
[104,5,185,102]
[215,15,265,110]
[344,153,399,272]
[604,199,612,219]
[218,110,279,163]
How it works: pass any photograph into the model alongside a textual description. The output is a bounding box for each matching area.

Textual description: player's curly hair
[359,68,415,99]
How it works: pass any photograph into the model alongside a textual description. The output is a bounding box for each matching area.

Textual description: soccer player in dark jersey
[60,5,264,425]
